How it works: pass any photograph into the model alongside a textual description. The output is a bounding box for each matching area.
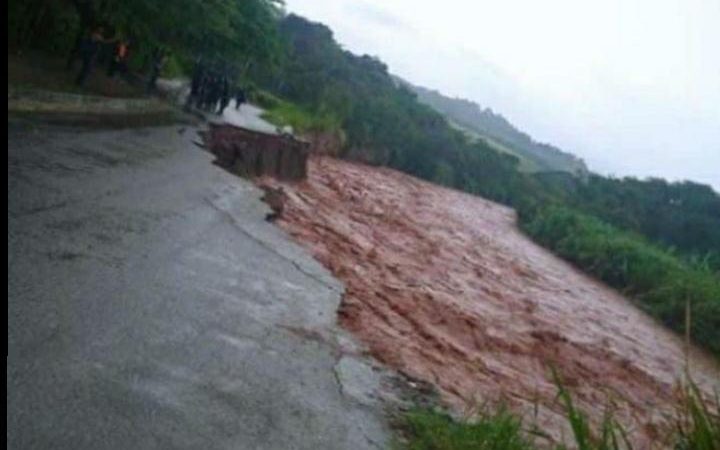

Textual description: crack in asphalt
[204,196,343,295]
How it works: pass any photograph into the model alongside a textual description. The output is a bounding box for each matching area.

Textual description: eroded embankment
[258,156,720,446]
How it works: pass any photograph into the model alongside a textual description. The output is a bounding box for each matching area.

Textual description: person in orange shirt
[108,38,130,78]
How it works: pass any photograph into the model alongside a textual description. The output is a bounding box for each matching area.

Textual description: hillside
[263,15,720,274]
[402,80,588,175]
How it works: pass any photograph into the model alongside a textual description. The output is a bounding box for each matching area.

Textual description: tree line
[8,0,283,77]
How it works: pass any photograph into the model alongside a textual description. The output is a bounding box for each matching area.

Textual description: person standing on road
[184,61,204,111]
[75,27,105,87]
[199,73,211,110]
[217,75,231,115]
[206,74,221,112]
[146,48,167,93]
[234,86,246,111]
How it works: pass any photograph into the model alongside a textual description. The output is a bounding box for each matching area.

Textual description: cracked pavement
[7,118,391,449]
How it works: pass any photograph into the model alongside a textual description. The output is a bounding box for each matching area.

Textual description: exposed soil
[258,156,720,447]
[204,124,309,181]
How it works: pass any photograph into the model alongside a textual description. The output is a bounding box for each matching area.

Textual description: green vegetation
[533,173,720,271]
[549,367,633,450]
[398,407,534,450]
[8,0,283,78]
[521,206,720,356]
[450,120,543,173]
[259,15,533,199]
[404,81,588,175]
[398,373,720,450]
[675,381,720,450]
[259,92,341,134]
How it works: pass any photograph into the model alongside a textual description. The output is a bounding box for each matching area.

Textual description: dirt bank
[258,156,719,447]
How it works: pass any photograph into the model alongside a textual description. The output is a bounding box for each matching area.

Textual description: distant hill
[398,79,588,175]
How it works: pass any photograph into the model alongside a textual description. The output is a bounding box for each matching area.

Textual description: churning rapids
[258,156,719,447]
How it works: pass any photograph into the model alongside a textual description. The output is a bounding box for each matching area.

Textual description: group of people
[185,63,246,115]
[69,26,248,113]
[70,26,166,92]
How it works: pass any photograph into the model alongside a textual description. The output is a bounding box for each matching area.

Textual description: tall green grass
[549,367,632,450]
[397,372,719,450]
[255,90,342,134]
[673,380,720,450]
[397,406,534,450]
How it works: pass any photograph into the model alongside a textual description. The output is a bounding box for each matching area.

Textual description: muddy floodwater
[259,156,719,447]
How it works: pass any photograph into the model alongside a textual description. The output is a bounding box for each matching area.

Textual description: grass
[397,406,534,450]
[549,367,632,450]
[396,369,719,450]
[255,90,342,134]
[674,381,720,450]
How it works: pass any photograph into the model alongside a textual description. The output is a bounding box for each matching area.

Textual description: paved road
[7,118,390,449]
[221,104,279,135]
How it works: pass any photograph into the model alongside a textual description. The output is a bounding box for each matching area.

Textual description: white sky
[284,0,720,190]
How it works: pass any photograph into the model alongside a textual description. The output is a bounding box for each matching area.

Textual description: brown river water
[258,156,719,448]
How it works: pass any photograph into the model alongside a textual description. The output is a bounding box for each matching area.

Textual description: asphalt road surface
[7,117,390,449]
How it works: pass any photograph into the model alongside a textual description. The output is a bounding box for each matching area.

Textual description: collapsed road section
[203,123,309,181]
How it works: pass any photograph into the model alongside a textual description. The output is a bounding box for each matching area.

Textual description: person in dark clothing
[234,87,246,111]
[146,49,167,93]
[184,61,204,111]
[199,73,212,111]
[217,76,231,115]
[75,27,105,87]
[206,74,221,112]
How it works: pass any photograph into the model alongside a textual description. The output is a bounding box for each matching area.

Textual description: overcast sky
[284,0,720,190]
